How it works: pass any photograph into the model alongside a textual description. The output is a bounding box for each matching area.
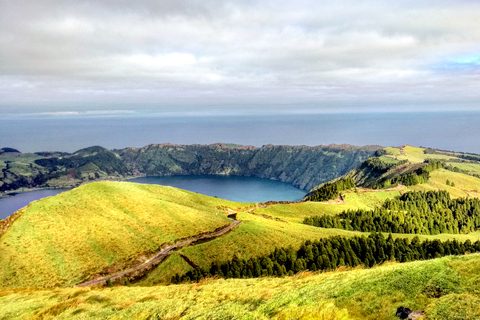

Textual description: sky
[1,0,480,114]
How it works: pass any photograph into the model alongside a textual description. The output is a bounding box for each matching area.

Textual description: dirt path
[76,218,240,287]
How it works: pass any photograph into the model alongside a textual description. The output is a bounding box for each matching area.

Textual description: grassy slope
[255,190,402,224]
[0,182,245,288]
[383,145,480,198]
[407,169,480,198]
[386,145,458,163]
[1,253,479,319]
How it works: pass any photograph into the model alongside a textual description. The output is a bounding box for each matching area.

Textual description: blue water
[130,175,306,203]
[1,111,480,154]
[0,189,69,220]
[0,176,306,219]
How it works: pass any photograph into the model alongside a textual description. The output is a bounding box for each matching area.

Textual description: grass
[175,212,370,271]
[386,145,459,164]
[384,147,401,156]
[255,190,401,224]
[0,254,479,319]
[0,181,246,288]
[405,169,480,198]
[136,252,194,286]
[378,156,401,164]
[448,162,480,175]
[383,145,480,175]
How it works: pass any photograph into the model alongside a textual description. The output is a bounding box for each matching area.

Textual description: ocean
[1,111,479,154]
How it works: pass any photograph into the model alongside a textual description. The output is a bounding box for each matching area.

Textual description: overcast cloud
[1,0,480,112]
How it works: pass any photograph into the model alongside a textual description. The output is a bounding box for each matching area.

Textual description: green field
[386,145,458,163]
[1,254,479,319]
[255,189,402,224]
[141,205,480,285]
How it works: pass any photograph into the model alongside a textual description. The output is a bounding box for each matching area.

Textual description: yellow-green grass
[177,212,366,270]
[406,169,480,198]
[384,146,401,156]
[378,155,401,164]
[254,202,359,223]
[1,254,479,319]
[342,189,403,208]
[256,190,401,224]
[387,145,458,164]
[136,252,194,286]
[0,181,246,288]
[448,162,480,175]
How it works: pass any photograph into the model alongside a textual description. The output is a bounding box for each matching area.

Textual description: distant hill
[0,143,379,194]
[120,143,379,190]
[0,148,20,154]
[304,145,480,201]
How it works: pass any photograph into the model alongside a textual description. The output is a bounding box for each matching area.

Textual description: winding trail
[76,218,240,287]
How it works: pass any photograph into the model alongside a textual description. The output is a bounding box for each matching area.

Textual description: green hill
[0,181,242,287]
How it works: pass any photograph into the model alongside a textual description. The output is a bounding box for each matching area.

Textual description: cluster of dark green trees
[304,190,480,235]
[372,161,442,189]
[459,154,480,162]
[446,179,456,187]
[361,157,406,174]
[304,178,355,202]
[171,233,480,283]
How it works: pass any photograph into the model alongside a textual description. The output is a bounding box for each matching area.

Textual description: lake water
[1,111,480,154]
[0,176,306,219]
[131,175,306,203]
[0,189,69,220]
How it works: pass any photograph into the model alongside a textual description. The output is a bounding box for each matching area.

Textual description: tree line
[361,157,406,174]
[171,232,480,283]
[372,161,442,189]
[304,178,355,202]
[304,190,480,235]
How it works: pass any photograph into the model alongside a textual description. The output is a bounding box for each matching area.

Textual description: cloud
[1,0,480,109]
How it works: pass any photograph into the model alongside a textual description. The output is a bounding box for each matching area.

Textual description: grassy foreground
[0,182,245,288]
[1,253,479,319]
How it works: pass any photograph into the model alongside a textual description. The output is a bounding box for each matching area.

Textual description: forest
[303,178,355,202]
[304,190,480,234]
